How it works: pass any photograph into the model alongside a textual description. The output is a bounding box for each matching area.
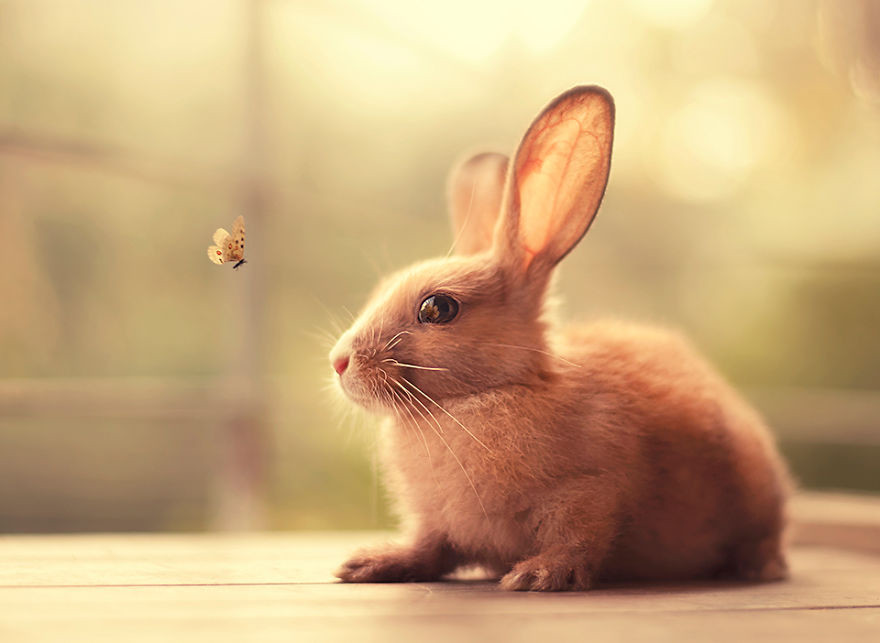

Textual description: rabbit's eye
[418,294,459,324]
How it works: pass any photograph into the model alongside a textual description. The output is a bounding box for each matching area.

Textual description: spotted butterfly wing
[206,216,246,268]
[229,215,246,269]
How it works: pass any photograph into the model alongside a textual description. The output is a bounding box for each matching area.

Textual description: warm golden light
[658,78,792,201]
[354,0,589,61]
[0,0,878,538]
[626,0,714,28]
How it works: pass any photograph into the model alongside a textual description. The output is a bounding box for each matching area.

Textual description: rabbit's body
[331,87,789,590]
[379,320,788,585]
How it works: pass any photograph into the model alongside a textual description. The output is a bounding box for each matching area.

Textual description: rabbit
[328,86,791,591]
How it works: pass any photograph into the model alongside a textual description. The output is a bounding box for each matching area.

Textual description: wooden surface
[1,526,879,643]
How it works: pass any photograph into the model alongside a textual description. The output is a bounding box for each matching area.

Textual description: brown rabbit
[329,86,790,591]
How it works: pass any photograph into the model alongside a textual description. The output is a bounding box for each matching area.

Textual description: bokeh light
[1,0,878,533]
[658,78,793,201]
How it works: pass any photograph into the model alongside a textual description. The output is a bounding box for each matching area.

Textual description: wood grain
[1,524,878,642]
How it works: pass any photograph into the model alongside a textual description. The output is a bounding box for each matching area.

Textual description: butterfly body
[207,215,246,268]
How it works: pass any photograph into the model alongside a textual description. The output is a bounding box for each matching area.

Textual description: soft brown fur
[329,86,790,591]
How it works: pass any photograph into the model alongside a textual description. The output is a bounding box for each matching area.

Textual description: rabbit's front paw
[500,556,593,592]
[336,548,429,583]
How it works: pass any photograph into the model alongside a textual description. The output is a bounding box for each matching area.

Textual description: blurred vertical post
[213,0,270,530]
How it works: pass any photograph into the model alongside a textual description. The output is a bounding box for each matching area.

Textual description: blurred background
[0,0,878,533]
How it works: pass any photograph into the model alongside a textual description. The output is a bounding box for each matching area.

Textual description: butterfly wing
[228,216,245,262]
[213,227,230,246]
[207,245,225,264]
[208,227,231,265]
[207,218,245,266]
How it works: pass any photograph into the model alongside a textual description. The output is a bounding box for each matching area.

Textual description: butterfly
[207,215,246,269]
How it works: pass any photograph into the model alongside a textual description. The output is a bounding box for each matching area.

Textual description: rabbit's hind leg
[724,532,789,582]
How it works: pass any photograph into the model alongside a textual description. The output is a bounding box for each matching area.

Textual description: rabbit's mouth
[337,352,451,417]
[335,354,399,413]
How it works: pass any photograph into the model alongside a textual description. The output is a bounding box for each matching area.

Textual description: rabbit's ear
[447,152,509,255]
[496,86,614,275]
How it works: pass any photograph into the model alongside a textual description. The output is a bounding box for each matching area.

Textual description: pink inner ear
[512,90,612,270]
[517,118,584,260]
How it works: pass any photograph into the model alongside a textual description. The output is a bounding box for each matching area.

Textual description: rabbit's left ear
[447,152,509,255]
[495,86,614,275]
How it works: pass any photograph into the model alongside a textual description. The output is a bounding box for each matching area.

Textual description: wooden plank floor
[1,531,879,642]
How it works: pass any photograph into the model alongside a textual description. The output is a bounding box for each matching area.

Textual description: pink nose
[333,356,350,375]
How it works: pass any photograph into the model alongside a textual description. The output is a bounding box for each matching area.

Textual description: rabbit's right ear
[494,86,614,278]
[447,152,509,256]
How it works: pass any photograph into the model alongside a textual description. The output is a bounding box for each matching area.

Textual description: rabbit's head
[330,87,614,413]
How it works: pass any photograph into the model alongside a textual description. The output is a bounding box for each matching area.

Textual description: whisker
[389,377,488,520]
[390,377,445,436]
[306,325,337,339]
[388,378,450,489]
[303,326,339,347]
[382,330,411,351]
[308,293,346,335]
[402,402,433,463]
[386,336,406,351]
[383,373,436,474]
[398,391,432,437]
[399,377,490,452]
[484,342,582,368]
[382,359,449,372]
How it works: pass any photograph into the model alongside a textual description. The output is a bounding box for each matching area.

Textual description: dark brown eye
[418,294,459,324]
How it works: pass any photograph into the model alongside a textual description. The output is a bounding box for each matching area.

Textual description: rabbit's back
[561,320,790,580]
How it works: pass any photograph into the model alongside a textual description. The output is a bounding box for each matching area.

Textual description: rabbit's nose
[333,355,350,375]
